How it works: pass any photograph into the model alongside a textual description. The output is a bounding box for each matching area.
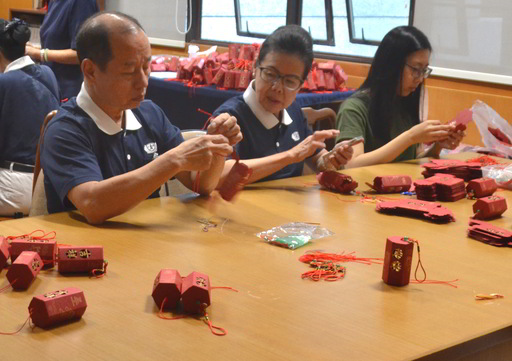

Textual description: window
[186,0,415,61]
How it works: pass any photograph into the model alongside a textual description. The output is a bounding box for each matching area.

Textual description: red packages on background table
[223,70,237,89]
[166,56,179,72]
[236,70,251,90]
[228,44,240,59]
[334,64,348,85]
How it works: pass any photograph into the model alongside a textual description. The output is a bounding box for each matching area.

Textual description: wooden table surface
[0,154,511,361]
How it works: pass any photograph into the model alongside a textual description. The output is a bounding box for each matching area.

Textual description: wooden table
[0,155,511,361]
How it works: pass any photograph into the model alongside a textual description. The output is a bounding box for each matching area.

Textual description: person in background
[41,12,241,224]
[213,25,354,184]
[0,18,60,216]
[335,26,465,168]
[26,0,99,99]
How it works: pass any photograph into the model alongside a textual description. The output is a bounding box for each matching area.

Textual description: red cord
[0,310,32,335]
[6,230,56,241]
[0,279,17,293]
[90,260,108,278]
[299,251,383,265]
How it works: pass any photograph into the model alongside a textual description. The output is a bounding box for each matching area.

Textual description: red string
[90,260,108,278]
[157,297,187,320]
[404,237,459,288]
[299,251,383,265]
[0,279,16,293]
[5,230,56,241]
[192,108,215,193]
[0,310,32,335]
[201,304,227,336]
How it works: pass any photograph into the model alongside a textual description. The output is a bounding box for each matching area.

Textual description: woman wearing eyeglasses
[213,25,353,183]
[335,26,464,168]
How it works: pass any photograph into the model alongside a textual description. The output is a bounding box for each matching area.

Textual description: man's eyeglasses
[258,67,303,91]
[406,64,432,79]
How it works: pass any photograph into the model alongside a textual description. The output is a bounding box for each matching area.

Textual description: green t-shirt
[335,92,417,162]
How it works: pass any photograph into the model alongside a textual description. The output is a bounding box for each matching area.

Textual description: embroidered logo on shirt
[291,131,300,141]
[144,142,157,154]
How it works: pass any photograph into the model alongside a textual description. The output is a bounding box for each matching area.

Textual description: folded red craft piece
[9,237,57,268]
[218,161,252,202]
[376,199,455,223]
[29,287,87,328]
[472,195,508,219]
[0,236,9,269]
[152,269,182,310]
[181,271,211,314]
[421,159,482,181]
[466,177,498,198]
[6,251,43,290]
[414,173,466,202]
[57,246,104,274]
[317,171,358,194]
[467,219,512,247]
[366,175,412,193]
[382,236,414,287]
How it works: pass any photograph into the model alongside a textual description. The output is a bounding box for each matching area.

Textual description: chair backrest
[33,110,58,194]
[30,110,58,216]
[302,107,337,151]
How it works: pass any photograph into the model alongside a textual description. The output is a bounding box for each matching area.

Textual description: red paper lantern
[152,269,182,310]
[181,271,211,314]
[6,251,43,290]
[29,287,87,328]
[382,236,414,287]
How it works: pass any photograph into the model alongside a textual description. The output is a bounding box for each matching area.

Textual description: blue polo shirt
[0,56,60,165]
[213,81,314,182]
[41,89,184,214]
[40,0,99,99]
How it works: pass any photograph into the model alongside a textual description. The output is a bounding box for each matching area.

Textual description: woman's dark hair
[76,11,144,71]
[0,18,31,61]
[358,26,432,142]
[256,24,313,79]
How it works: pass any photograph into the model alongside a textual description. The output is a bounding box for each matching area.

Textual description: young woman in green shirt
[336,26,464,168]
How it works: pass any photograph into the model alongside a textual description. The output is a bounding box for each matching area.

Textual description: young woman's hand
[437,129,465,150]
[408,120,454,145]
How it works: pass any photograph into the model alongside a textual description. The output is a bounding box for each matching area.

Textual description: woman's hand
[288,129,339,162]
[437,129,465,150]
[206,112,242,146]
[408,120,454,145]
[25,43,41,61]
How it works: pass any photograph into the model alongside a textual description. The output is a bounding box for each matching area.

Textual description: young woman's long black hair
[359,26,431,142]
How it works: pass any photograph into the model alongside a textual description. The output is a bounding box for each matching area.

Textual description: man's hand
[172,134,233,172]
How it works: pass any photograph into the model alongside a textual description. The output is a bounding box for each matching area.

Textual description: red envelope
[467,219,512,247]
[318,61,336,71]
[212,65,227,85]
[324,71,336,90]
[306,72,317,91]
[376,199,455,223]
[334,65,348,85]
[223,70,237,88]
[317,171,358,194]
[314,69,326,90]
[204,67,215,85]
[151,63,166,72]
[238,44,255,60]
[228,44,240,59]
[216,52,230,64]
[166,56,179,72]
[236,70,251,90]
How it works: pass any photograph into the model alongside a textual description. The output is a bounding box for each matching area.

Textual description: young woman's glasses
[406,64,432,79]
[258,67,303,91]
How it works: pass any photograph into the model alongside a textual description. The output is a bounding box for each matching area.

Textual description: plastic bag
[471,100,512,158]
[482,163,512,190]
[256,222,334,250]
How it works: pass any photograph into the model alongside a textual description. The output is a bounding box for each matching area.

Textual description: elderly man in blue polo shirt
[41,12,241,224]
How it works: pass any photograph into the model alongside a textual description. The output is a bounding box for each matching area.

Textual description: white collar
[76,83,142,135]
[4,56,35,73]
[243,80,293,130]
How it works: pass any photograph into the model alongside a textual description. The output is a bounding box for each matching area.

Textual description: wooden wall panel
[1,0,32,19]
